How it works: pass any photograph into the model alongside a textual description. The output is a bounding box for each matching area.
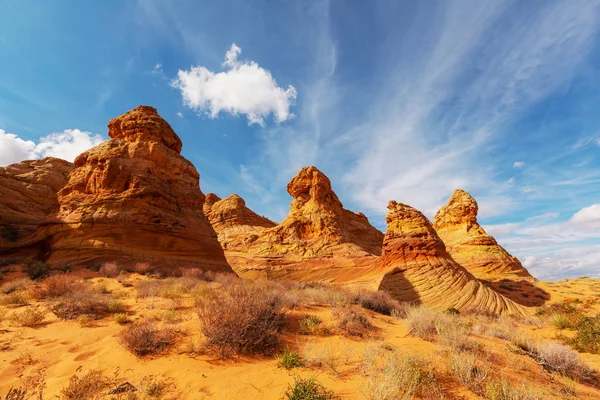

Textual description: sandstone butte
[203,193,277,251]
[35,106,232,273]
[378,201,526,316]
[223,166,386,283]
[433,189,534,282]
[0,158,73,255]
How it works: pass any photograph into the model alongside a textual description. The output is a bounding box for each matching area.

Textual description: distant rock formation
[204,193,276,250]
[0,158,73,255]
[433,189,533,281]
[379,201,526,315]
[40,106,232,272]
[227,166,384,281]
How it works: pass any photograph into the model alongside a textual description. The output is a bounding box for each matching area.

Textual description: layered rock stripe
[433,189,533,281]
[379,201,527,316]
[37,106,232,272]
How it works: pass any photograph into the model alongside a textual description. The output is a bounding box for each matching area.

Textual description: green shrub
[551,313,572,330]
[113,313,130,325]
[567,315,600,354]
[299,315,327,336]
[280,349,303,369]
[284,376,338,400]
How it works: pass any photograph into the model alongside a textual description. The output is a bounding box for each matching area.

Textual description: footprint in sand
[74,351,97,361]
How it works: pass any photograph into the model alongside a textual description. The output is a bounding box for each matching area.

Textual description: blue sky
[1,0,600,280]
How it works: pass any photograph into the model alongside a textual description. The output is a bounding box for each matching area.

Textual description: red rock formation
[204,193,276,250]
[379,201,526,315]
[41,106,232,272]
[433,189,533,281]
[228,166,384,282]
[0,158,73,255]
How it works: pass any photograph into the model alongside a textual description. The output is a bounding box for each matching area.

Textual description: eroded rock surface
[40,106,232,272]
[227,166,384,282]
[0,158,73,254]
[379,201,526,315]
[433,189,533,281]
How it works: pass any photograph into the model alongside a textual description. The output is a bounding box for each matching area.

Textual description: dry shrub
[119,321,176,357]
[405,305,450,341]
[299,341,343,375]
[299,315,329,336]
[447,351,488,389]
[52,292,109,320]
[59,369,111,400]
[334,306,372,338]
[356,290,402,316]
[360,348,441,400]
[196,281,285,358]
[99,262,121,278]
[133,262,153,275]
[34,275,87,299]
[9,308,46,327]
[136,280,163,298]
[484,379,544,400]
[535,342,594,378]
[0,291,29,306]
[0,278,32,294]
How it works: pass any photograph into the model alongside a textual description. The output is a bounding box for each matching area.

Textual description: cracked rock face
[41,106,232,273]
[0,158,73,254]
[378,201,526,316]
[433,189,533,281]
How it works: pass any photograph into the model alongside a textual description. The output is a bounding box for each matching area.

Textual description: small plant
[299,315,327,336]
[23,261,51,280]
[9,308,46,327]
[405,305,449,341]
[119,321,176,357]
[113,313,130,325]
[0,278,32,294]
[567,315,600,354]
[356,290,402,316]
[52,292,109,320]
[77,315,93,327]
[0,291,29,306]
[551,313,572,330]
[334,306,372,337]
[60,369,111,399]
[445,307,460,315]
[284,376,338,400]
[535,342,594,378]
[99,262,121,278]
[140,375,168,398]
[280,349,303,369]
[107,299,126,314]
[35,275,86,299]
[447,351,488,389]
[484,379,543,400]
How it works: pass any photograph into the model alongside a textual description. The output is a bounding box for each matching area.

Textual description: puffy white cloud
[172,43,297,126]
[571,204,600,227]
[0,129,104,166]
[513,161,525,168]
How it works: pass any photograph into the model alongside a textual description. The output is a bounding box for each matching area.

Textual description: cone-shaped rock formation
[0,158,73,254]
[204,193,276,250]
[433,189,533,281]
[379,201,526,315]
[226,166,384,282]
[41,106,232,272]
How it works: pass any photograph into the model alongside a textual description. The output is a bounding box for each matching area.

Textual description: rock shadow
[486,279,550,306]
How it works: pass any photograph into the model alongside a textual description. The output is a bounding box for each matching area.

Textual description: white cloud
[176,112,183,118]
[172,43,297,126]
[513,161,525,168]
[571,204,600,227]
[0,129,104,166]
[152,63,163,76]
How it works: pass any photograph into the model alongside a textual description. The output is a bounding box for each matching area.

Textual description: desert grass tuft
[283,376,338,400]
[119,321,176,357]
[280,349,303,369]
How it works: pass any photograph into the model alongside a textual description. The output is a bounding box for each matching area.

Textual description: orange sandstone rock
[204,193,276,250]
[379,201,526,315]
[0,158,73,254]
[227,166,384,282]
[433,189,533,281]
[40,106,232,273]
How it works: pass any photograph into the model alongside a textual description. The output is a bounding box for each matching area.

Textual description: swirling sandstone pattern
[41,106,232,272]
[433,189,533,281]
[0,158,73,254]
[379,201,526,315]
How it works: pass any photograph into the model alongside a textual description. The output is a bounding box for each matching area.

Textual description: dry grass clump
[59,369,111,400]
[279,349,304,369]
[334,306,372,338]
[447,351,488,389]
[197,280,285,358]
[99,262,122,278]
[360,347,441,400]
[34,275,87,299]
[405,305,453,341]
[483,379,544,400]
[9,308,46,327]
[119,321,176,357]
[299,315,329,336]
[355,290,403,316]
[52,292,110,320]
[0,277,32,294]
[113,313,130,325]
[0,291,29,307]
[535,342,595,378]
